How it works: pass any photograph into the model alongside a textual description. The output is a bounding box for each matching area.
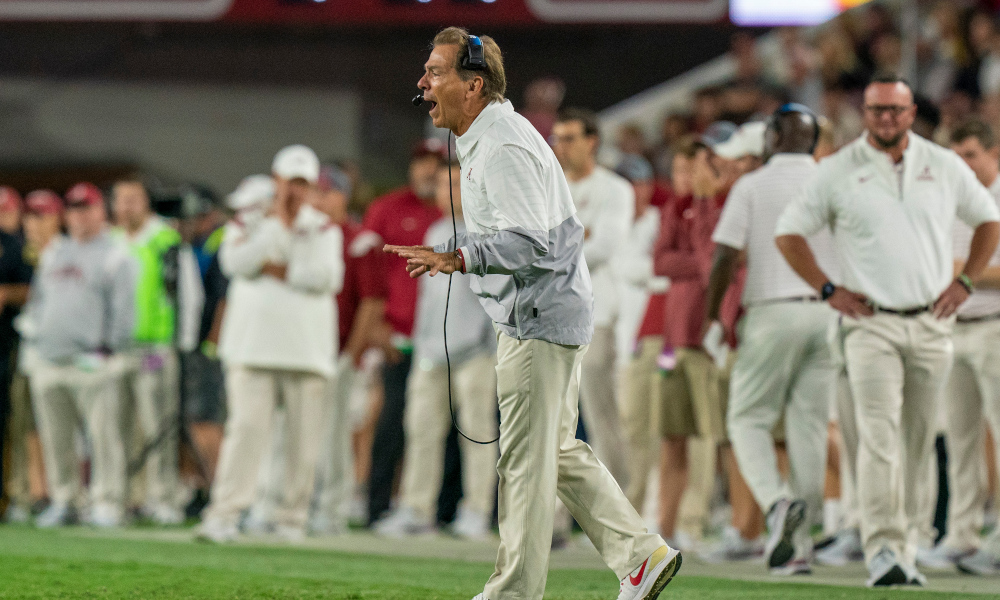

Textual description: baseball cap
[412,138,448,161]
[25,189,63,215]
[227,174,275,211]
[318,164,353,197]
[64,182,104,208]
[615,154,654,184]
[0,187,22,212]
[272,145,320,184]
[712,121,766,160]
[700,121,738,148]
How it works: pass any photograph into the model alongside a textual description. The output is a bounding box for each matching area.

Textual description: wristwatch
[821,281,836,301]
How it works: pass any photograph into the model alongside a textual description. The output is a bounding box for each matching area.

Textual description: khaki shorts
[657,348,727,440]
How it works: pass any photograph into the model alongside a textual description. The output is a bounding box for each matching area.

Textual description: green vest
[115,219,182,345]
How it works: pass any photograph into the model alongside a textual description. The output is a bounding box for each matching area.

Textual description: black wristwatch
[821,281,836,301]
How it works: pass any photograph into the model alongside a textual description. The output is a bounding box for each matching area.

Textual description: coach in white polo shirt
[776,76,1000,587]
[707,105,840,576]
[387,27,679,600]
[198,145,344,543]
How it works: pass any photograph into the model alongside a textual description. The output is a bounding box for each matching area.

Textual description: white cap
[712,121,766,160]
[272,144,320,184]
[227,174,275,211]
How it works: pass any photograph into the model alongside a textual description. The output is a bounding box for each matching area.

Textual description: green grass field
[0,526,996,599]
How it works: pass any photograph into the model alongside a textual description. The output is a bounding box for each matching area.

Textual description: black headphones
[771,102,820,153]
[461,34,486,71]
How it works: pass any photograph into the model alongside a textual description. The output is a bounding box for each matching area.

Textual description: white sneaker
[902,562,927,586]
[89,503,123,528]
[699,526,764,563]
[770,558,811,576]
[196,518,239,543]
[148,504,185,526]
[866,547,909,587]
[372,506,433,537]
[469,595,485,600]
[308,513,347,537]
[764,499,806,570]
[617,544,682,600]
[275,524,306,543]
[916,543,972,570]
[35,503,73,529]
[452,507,491,541]
[815,528,864,567]
[242,509,276,536]
[956,549,1000,576]
[5,503,31,524]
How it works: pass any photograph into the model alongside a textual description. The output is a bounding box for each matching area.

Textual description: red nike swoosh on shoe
[629,559,648,586]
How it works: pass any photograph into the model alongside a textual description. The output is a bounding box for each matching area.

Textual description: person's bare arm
[0,283,28,307]
[345,298,385,366]
[776,234,872,318]
[705,245,739,324]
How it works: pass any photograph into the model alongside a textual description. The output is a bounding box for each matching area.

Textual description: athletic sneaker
[4,503,31,524]
[196,518,239,543]
[35,502,74,529]
[452,507,491,541]
[814,528,864,567]
[88,503,123,528]
[866,547,908,587]
[147,504,185,526]
[770,558,812,576]
[902,563,927,586]
[764,498,806,570]
[275,524,306,543]
[956,549,1000,576]
[617,544,682,600]
[916,543,973,570]
[699,526,765,563]
[372,505,433,537]
[308,513,348,537]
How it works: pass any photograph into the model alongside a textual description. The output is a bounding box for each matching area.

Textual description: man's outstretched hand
[384,245,462,278]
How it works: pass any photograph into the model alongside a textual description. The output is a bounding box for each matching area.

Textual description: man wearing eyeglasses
[775,75,1000,587]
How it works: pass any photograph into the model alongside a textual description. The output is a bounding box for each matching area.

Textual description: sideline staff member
[776,76,1000,587]
[386,27,680,600]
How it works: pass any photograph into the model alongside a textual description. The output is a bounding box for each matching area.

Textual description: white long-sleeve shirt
[218,205,344,377]
[776,133,1000,309]
[567,165,635,327]
[611,205,667,367]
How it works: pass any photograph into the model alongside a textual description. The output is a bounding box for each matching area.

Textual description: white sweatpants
[727,302,835,535]
[484,331,663,600]
[32,357,126,511]
[941,319,1000,550]
[841,313,954,568]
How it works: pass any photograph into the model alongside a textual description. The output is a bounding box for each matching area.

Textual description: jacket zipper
[513,275,523,340]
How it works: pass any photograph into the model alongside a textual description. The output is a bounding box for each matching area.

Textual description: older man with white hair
[197,146,345,543]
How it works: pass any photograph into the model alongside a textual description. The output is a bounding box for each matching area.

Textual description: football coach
[385,27,681,600]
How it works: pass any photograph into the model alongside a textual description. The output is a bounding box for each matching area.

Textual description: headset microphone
[412,94,424,107]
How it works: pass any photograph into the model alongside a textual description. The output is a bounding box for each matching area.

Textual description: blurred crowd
[0,0,999,585]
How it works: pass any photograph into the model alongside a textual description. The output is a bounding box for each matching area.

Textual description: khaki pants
[312,355,356,528]
[204,365,327,529]
[120,347,180,509]
[619,336,663,511]
[579,325,630,487]
[842,313,954,567]
[484,331,663,600]
[835,369,861,531]
[32,357,126,510]
[941,319,1000,550]
[728,303,835,528]
[400,352,498,521]
[5,371,35,509]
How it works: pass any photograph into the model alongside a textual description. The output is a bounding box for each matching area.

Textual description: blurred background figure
[30,182,136,529]
[373,161,498,541]
[0,191,49,523]
[0,187,23,238]
[197,145,344,543]
[520,76,566,140]
[112,178,203,526]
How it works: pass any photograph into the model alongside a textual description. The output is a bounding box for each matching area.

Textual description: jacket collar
[456,100,514,160]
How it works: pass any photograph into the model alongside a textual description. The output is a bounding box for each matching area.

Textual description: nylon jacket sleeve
[218,219,282,279]
[287,224,345,295]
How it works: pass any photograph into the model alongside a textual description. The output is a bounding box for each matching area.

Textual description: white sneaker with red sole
[617,545,682,600]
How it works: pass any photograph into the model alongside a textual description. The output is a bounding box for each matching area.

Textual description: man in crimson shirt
[362,140,445,524]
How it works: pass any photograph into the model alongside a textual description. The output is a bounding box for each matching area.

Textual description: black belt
[957,311,1000,323]
[754,296,822,306]
[874,304,933,317]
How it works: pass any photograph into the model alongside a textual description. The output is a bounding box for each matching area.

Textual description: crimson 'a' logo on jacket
[916,166,934,181]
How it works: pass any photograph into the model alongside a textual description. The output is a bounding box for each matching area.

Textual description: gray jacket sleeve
[106,249,138,352]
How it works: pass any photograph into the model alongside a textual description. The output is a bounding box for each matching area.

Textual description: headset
[462,34,486,71]
[770,102,820,154]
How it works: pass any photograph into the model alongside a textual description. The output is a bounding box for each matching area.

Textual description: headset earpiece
[461,34,486,71]
[774,102,820,154]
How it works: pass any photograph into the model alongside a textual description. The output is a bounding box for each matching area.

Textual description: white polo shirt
[567,166,635,327]
[713,153,840,305]
[776,133,1000,309]
[955,175,1000,318]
